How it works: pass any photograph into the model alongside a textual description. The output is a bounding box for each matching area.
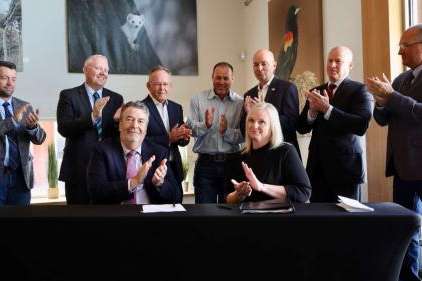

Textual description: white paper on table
[141,204,186,213]
[337,196,374,212]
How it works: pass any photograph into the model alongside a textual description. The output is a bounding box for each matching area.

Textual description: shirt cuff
[307,111,317,123]
[324,105,333,120]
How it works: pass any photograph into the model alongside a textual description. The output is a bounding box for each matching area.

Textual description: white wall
[17,0,264,119]
[241,0,269,90]
[322,0,363,81]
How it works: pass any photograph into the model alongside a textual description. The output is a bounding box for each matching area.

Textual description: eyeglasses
[0,75,16,82]
[149,82,170,87]
[399,41,422,49]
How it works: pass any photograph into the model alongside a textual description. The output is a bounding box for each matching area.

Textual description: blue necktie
[93,92,102,140]
[2,102,19,169]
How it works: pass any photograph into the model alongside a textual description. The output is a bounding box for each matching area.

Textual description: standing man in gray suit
[0,61,46,205]
[367,24,422,281]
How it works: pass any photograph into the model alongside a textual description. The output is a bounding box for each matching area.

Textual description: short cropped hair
[149,65,172,76]
[120,101,150,124]
[212,62,234,74]
[0,61,17,70]
[243,102,284,154]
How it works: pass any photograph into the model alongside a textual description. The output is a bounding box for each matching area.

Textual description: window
[31,120,65,199]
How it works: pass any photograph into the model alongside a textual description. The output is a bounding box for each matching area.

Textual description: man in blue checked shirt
[187,62,244,203]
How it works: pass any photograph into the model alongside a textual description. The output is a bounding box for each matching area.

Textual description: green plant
[179,146,189,181]
[47,143,58,188]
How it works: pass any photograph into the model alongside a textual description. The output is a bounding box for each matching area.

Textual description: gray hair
[120,101,150,124]
[83,54,108,69]
[243,102,283,154]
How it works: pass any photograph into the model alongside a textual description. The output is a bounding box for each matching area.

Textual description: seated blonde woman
[225,102,311,203]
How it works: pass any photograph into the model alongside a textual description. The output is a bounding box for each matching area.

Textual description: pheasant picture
[275,5,300,81]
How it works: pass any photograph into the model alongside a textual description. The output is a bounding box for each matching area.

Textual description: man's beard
[0,90,12,98]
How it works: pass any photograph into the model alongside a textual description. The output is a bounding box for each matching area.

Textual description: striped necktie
[2,102,19,169]
[93,92,102,140]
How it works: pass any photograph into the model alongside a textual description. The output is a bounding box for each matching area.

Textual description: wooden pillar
[362,0,404,202]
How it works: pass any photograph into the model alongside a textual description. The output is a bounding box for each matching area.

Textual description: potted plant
[47,143,59,199]
[180,146,190,192]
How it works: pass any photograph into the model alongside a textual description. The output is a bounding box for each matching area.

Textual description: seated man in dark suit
[87,101,182,204]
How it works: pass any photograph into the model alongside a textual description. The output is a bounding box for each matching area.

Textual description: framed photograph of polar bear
[67,0,198,75]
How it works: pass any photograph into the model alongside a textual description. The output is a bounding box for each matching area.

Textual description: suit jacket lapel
[330,78,348,104]
[145,96,168,135]
[78,84,93,116]
[265,79,278,102]
[167,102,178,129]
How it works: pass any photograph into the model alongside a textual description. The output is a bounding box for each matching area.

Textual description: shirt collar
[0,96,13,106]
[150,94,168,106]
[258,75,274,91]
[84,83,103,96]
[121,142,142,157]
[207,89,236,101]
[329,76,347,88]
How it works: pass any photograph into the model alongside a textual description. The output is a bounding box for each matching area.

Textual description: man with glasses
[241,48,300,156]
[142,66,191,189]
[367,24,422,281]
[57,54,123,204]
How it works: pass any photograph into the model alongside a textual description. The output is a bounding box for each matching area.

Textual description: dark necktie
[93,92,102,140]
[327,83,337,100]
[2,102,19,169]
[126,150,138,204]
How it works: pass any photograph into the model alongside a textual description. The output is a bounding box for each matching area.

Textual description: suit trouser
[393,176,422,281]
[193,157,225,204]
[310,171,360,203]
[0,166,30,206]
[65,181,90,205]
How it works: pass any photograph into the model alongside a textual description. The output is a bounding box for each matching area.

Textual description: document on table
[337,196,374,212]
[141,204,186,213]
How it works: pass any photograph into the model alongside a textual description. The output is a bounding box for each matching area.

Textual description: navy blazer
[0,97,46,189]
[87,137,182,204]
[142,95,189,183]
[374,70,422,181]
[57,84,123,184]
[297,78,373,185]
[241,77,300,156]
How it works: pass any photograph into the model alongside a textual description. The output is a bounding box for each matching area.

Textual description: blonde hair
[243,102,283,154]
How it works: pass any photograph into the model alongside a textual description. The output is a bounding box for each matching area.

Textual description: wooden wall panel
[362,0,403,202]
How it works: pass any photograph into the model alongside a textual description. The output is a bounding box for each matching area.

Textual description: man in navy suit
[87,101,182,204]
[57,54,123,204]
[367,24,422,281]
[142,66,191,184]
[297,46,373,202]
[242,48,300,156]
[0,61,46,205]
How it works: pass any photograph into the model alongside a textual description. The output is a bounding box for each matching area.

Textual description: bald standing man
[241,48,301,156]
[297,46,373,202]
